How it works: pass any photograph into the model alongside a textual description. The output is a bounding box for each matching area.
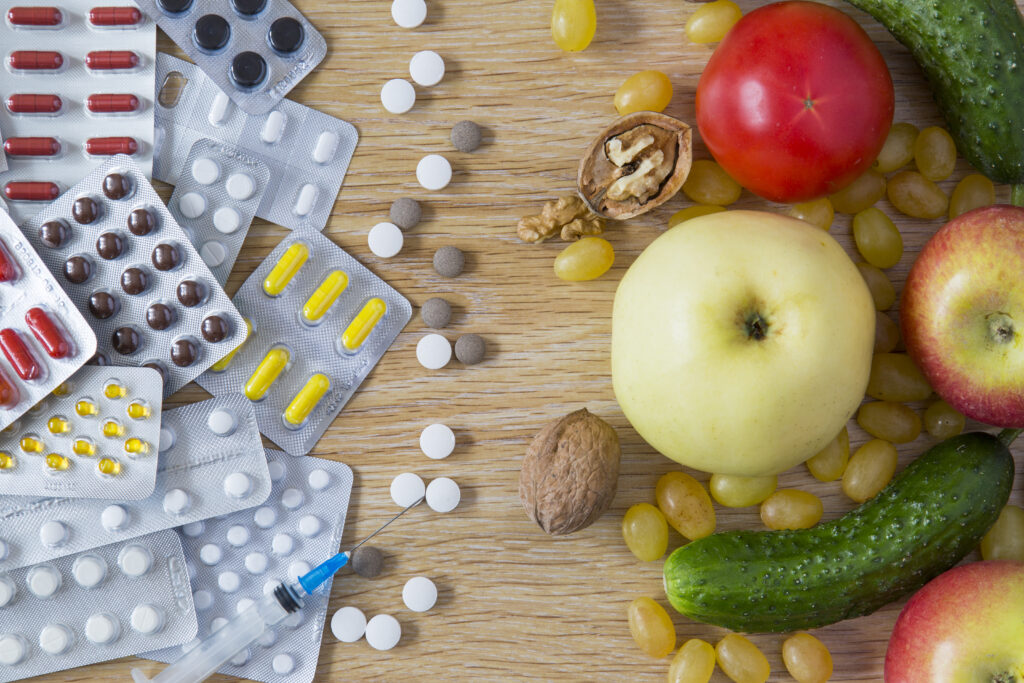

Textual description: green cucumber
[841,0,1024,192]
[663,430,1016,632]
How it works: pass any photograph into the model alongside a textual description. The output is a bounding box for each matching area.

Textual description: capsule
[4,137,60,157]
[0,329,38,381]
[0,374,18,410]
[20,435,43,453]
[73,438,96,456]
[124,437,148,455]
[0,452,14,470]
[103,381,126,399]
[97,457,120,476]
[0,239,17,283]
[88,6,142,26]
[47,416,70,434]
[102,419,124,438]
[85,50,138,70]
[127,401,150,419]
[5,182,60,201]
[283,373,330,427]
[340,298,387,353]
[86,94,139,114]
[6,94,62,114]
[7,7,62,26]
[301,271,348,324]
[210,319,251,373]
[262,243,308,297]
[25,307,71,359]
[85,137,138,155]
[75,399,98,417]
[244,347,290,401]
[45,453,69,471]
[8,50,63,70]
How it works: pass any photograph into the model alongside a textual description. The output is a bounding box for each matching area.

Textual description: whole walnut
[519,409,621,535]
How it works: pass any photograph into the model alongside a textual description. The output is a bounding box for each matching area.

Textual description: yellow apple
[612,210,875,475]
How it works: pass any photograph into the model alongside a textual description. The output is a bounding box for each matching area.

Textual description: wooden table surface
[39,0,1024,681]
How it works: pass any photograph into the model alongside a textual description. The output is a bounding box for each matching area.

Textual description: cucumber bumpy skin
[842,0,1024,191]
[663,431,1015,632]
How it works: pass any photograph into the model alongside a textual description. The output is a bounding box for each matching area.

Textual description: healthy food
[553,236,614,281]
[873,123,918,173]
[715,634,770,683]
[886,171,948,219]
[829,169,887,215]
[708,473,777,508]
[684,0,742,44]
[841,438,897,503]
[695,1,894,202]
[805,426,849,482]
[866,353,932,402]
[922,400,965,440]
[759,489,823,531]
[681,160,741,206]
[856,262,896,311]
[901,205,1024,428]
[856,401,921,444]
[782,633,833,683]
[668,638,717,683]
[874,311,900,353]
[612,211,875,476]
[912,126,956,182]
[948,174,995,220]
[663,431,1016,632]
[655,471,716,541]
[517,194,605,243]
[519,409,621,535]
[852,207,903,269]
[614,70,673,116]
[622,503,669,562]
[550,0,596,52]
[980,505,1024,562]
[885,560,1024,683]
[627,596,676,658]
[786,197,834,231]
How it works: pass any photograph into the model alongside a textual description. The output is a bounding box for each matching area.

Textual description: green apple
[612,210,875,475]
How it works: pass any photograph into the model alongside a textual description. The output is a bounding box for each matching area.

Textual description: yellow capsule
[127,401,150,420]
[52,382,71,396]
[20,435,44,453]
[124,437,149,455]
[102,420,125,438]
[244,347,290,401]
[104,381,127,399]
[0,452,15,470]
[47,416,71,434]
[210,318,252,373]
[340,298,387,353]
[73,438,96,456]
[45,453,70,471]
[97,457,121,476]
[263,242,309,297]
[75,399,99,417]
[301,270,349,324]
[284,374,330,427]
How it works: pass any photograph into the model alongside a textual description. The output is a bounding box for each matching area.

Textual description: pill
[261,111,287,143]
[163,488,192,516]
[0,452,14,470]
[286,561,310,583]
[283,373,330,427]
[426,476,461,513]
[381,78,416,114]
[103,419,125,437]
[391,472,425,507]
[420,423,455,459]
[297,515,322,538]
[416,333,452,370]
[209,617,228,634]
[178,192,207,219]
[244,347,290,400]
[391,0,426,28]
[194,13,230,51]
[403,576,438,612]
[101,505,128,531]
[208,91,232,126]
[6,94,62,114]
[193,590,213,610]
[263,242,309,296]
[351,546,383,578]
[200,544,223,565]
[7,6,62,25]
[219,571,241,593]
[213,207,242,234]
[389,197,422,230]
[89,6,142,25]
[85,613,119,644]
[434,245,465,277]
[230,649,251,666]
[4,136,60,157]
[159,427,175,451]
[245,552,268,575]
[200,241,228,268]
[87,93,140,113]
[20,435,43,452]
[331,606,367,643]
[451,120,483,153]
[226,525,250,547]
[72,554,107,588]
[272,653,295,675]
[312,131,339,164]
[368,222,404,258]
[226,172,256,201]
[308,468,330,490]
[118,544,152,577]
[293,183,319,217]
[365,614,402,651]
[271,533,294,556]
[25,307,71,359]
[97,458,121,476]
[219,473,251,502]
[268,460,286,482]
[85,50,138,70]
[8,50,63,70]
[0,635,27,665]
[210,319,251,373]
[191,157,220,185]
[410,50,445,86]
[0,329,41,380]
[0,576,14,607]
[85,136,138,155]
[39,623,73,654]
[45,453,70,470]
[302,270,349,324]
[127,401,151,419]
[236,598,255,615]
[340,298,387,353]
[254,506,277,529]
[39,521,68,548]
[281,487,304,510]
[27,564,61,598]
[268,16,304,53]
[177,524,204,541]
[124,437,149,455]
[131,604,165,634]
[0,240,18,283]
[104,381,126,399]
[455,333,486,365]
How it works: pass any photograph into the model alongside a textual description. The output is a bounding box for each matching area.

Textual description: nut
[519,409,621,535]
[517,194,605,243]
[578,111,692,220]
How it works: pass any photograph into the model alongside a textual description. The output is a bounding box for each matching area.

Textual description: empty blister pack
[0,530,196,682]
[169,138,269,285]
[198,230,411,456]
[0,394,270,571]
[0,365,162,500]
[0,211,97,431]
[0,1,157,225]
[20,155,247,397]
[145,451,353,683]
[154,54,357,232]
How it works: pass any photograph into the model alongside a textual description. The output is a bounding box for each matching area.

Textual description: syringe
[131,497,423,683]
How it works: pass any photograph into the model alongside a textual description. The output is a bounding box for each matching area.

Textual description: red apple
[885,561,1024,682]
[901,205,1024,427]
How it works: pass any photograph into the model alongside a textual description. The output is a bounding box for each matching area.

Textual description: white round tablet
[253,506,277,529]
[402,576,438,612]
[72,554,107,589]
[245,552,268,575]
[39,520,68,548]
[257,628,277,647]
[193,590,213,610]
[307,468,330,490]
[27,564,61,598]
[420,423,455,459]
[416,333,452,370]
[178,192,207,219]
[409,50,445,87]
[281,611,303,629]
[118,544,153,577]
[226,525,250,547]
[390,472,426,507]
[236,598,255,614]
[262,580,279,596]
[381,78,416,114]
[182,521,205,537]
[368,222,404,258]
[209,617,228,634]
[330,606,366,643]
[38,623,72,654]
[218,571,241,593]
[426,476,461,513]
[416,154,452,191]
[131,603,165,634]
[0,634,26,665]
[101,504,129,532]
[159,427,175,452]
[200,240,228,268]
[230,648,251,666]
[297,515,322,538]
[226,173,256,201]
[391,0,426,27]
[287,561,310,583]
[365,614,401,651]
[0,576,15,607]
[268,460,287,482]
[272,653,295,675]
[163,489,191,516]
[271,533,294,557]
[85,613,119,644]
[212,206,242,234]
[207,408,237,436]
[281,488,304,510]
[191,157,220,185]
[199,543,222,566]
[223,472,252,499]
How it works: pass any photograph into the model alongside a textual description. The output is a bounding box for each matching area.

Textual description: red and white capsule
[88,6,142,26]
[6,7,62,26]
[3,182,59,201]
[7,51,63,70]
[5,94,62,114]
[87,93,139,113]
[25,307,72,359]
[85,137,137,155]
[0,329,41,381]
[85,50,138,71]
[4,137,60,157]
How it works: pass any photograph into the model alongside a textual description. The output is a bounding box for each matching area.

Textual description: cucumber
[663,431,1016,632]
[841,0,1024,191]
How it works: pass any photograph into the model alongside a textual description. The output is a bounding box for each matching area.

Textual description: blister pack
[145,450,353,683]
[0,365,162,500]
[20,155,247,397]
[0,394,271,571]
[197,230,411,456]
[0,530,196,682]
[0,1,157,225]
[0,211,96,431]
[154,54,358,232]
[168,138,270,286]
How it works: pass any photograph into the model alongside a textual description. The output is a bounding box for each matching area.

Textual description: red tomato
[695,1,894,203]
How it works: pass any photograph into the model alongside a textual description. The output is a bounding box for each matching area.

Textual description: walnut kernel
[517,194,605,243]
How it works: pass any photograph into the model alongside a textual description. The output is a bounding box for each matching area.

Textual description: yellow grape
[914,126,957,181]
[842,439,898,503]
[627,596,675,658]
[980,505,1024,562]
[873,122,919,173]
[551,0,596,52]
[709,473,776,508]
[622,503,668,562]
[656,471,716,541]
[866,353,932,402]
[760,489,823,530]
[856,262,896,311]
[782,633,833,683]
[683,160,741,206]
[923,400,965,439]
[857,401,921,444]
[806,426,849,482]
[553,237,614,281]
[949,173,995,219]
[787,197,834,230]
[668,639,717,683]
[874,311,900,354]
[829,169,885,214]
[685,0,742,43]
[852,207,903,269]
[887,171,948,219]
[615,70,673,116]
[669,204,725,228]
[716,634,769,683]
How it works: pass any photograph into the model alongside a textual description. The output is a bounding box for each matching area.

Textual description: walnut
[517,194,605,243]
[519,409,621,536]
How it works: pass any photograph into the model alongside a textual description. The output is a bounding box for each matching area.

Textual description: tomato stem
[1012,184,1024,207]
[998,428,1021,447]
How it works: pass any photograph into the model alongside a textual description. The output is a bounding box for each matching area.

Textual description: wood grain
[39,0,1024,681]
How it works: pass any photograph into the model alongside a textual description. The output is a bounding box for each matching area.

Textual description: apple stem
[997,428,1022,448]
[1013,184,1024,207]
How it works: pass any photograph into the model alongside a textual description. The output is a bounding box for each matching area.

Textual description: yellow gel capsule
[263,242,309,296]
[0,452,15,470]
[210,319,252,373]
[102,420,125,438]
[340,298,387,353]
[97,458,121,476]
[20,436,44,453]
[73,439,96,456]
[75,399,99,417]
[104,382,127,399]
[52,382,71,396]
[301,270,349,324]
[124,438,149,455]
[47,416,71,434]
[45,453,70,471]
[127,401,150,420]
[244,347,290,401]
[284,374,330,427]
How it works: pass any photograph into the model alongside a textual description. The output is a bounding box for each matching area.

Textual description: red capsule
[4,137,60,157]
[7,50,63,70]
[6,7,62,26]
[85,137,137,155]
[0,329,41,381]
[88,6,141,25]
[85,50,138,70]
[86,93,139,113]
[4,182,60,201]
[0,238,19,283]
[0,371,20,409]
[25,307,71,359]
[6,94,62,114]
